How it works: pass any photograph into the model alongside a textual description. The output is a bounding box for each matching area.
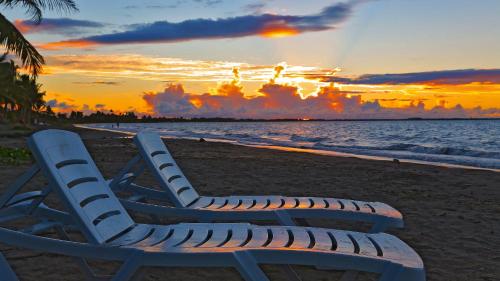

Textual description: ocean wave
[382,143,500,159]
[290,134,329,143]
[224,133,252,139]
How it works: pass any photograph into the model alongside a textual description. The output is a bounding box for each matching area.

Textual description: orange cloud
[39,40,97,50]
[143,80,500,119]
[14,19,32,33]
[37,54,500,117]
[140,63,500,119]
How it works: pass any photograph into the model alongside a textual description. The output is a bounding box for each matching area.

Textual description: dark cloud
[46,99,76,110]
[244,2,267,13]
[193,0,224,7]
[73,81,121,86]
[42,1,364,49]
[327,69,500,85]
[95,104,106,109]
[15,18,105,35]
[124,1,188,10]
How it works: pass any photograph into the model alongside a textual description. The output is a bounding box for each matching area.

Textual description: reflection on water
[85,120,500,169]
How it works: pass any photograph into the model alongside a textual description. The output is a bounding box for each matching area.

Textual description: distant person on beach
[116,122,120,128]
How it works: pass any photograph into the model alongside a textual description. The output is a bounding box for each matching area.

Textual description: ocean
[85,120,500,169]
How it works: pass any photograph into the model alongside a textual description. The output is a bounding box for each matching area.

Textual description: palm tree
[1,54,45,123]
[0,53,17,118]
[0,0,78,76]
[16,73,45,123]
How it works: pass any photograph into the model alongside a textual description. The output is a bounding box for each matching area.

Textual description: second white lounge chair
[111,131,404,232]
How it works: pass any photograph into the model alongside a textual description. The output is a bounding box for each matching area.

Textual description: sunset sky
[3,0,500,118]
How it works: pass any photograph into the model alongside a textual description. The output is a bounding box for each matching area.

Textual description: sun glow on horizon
[259,24,300,38]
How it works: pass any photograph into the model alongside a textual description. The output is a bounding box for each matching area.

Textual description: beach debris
[199,138,206,142]
[393,158,400,164]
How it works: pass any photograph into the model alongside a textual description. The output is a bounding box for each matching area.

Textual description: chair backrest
[134,132,199,207]
[28,129,135,244]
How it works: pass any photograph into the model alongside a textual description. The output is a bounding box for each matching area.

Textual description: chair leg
[279,264,303,281]
[54,226,104,280]
[0,253,18,281]
[130,268,145,281]
[110,253,143,281]
[233,252,270,281]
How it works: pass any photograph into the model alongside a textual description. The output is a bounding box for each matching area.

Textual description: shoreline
[75,124,500,173]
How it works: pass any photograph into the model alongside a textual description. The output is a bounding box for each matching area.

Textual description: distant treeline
[56,111,499,124]
[57,110,311,123]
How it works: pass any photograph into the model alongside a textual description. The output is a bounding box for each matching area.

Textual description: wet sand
[0,126,499,280]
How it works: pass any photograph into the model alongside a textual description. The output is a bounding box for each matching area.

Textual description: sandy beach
[0,126,499,281]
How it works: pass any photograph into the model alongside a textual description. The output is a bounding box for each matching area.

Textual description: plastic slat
[265,197,284,209]
[243,227,270,248]
[134,227,174,247]
[310,197,327,209]
[349,233,380,257]
[251,197,271,210]
[288,228,312,249]
[281,197,300,208]
[266,227,291,248]
[68,182,107,204]
[188,197,215,208]
[296,197,313,209]
[217,197,243,210]
[328,230,356,253]
[57,164,97,186]
[308,228,335,251]
[178,189,201,208]
[159,227,191,248]
[222,226,249,248]
[236,198,258,210]
[82,198,123,222]
[204,197,229,209]
[178,227,210,247]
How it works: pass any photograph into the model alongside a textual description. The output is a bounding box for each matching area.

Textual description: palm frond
[34,0,78,13]
[0,0,78,23]
[0,0,43,23]
[0,13,44,76]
